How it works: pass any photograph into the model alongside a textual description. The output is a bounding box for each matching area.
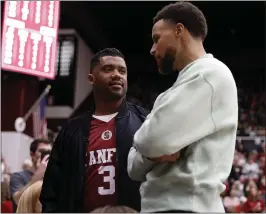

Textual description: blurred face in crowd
[260,176,265,186]
[247,156,254,164]
[150,19,187,74]
[249,187,258,198]
[89,56,128,101]
[30,142,52,167]
[247,179,257,188]
[259,156,265,167]
[261,142,266,152]
[233,180,243,190]
[229,189,238,197]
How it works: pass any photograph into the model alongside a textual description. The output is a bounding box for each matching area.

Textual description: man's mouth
[109,82,123,89]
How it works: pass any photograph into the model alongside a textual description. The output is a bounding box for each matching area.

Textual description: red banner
[1,1,60,79]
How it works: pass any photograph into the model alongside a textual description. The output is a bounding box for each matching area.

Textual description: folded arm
[134,69,237,158]
[127,147,155,181]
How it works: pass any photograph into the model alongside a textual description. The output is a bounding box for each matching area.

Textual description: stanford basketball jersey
[83,113,117,212]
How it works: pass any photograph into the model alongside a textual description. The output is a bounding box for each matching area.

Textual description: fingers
[150,152,180,163]
[165,155,179,162]
[149,157,164,163]
[150,156,174,163]
[41,154,50,165]
[173,151,180,159]
[36,157,41,167]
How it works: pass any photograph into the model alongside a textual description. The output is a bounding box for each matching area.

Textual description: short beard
[93,87,127,102]
[159,47,176,75]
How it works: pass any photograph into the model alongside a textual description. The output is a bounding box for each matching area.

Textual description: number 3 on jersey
[98,165,115,195]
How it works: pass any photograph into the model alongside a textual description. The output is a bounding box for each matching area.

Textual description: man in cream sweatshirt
[127,2,238,213]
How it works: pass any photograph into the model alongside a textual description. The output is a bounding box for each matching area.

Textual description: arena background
[1,1,265,213]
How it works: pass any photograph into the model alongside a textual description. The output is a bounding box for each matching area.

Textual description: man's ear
[30,151,34,158]
[175,23,184,37]
[88,73,94,85]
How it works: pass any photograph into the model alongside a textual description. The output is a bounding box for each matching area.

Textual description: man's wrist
[143,156,155,162]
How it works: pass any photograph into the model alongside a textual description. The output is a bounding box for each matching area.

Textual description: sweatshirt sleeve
[127,147,155,181]
[134,66,237,158]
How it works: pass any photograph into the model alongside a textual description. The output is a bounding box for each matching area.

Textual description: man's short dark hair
[30,139,52,154]
[90,48,124,73]
[153,1,208,41]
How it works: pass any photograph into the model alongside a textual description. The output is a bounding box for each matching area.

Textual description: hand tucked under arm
[127,147,155,182]
[148,151,181,163]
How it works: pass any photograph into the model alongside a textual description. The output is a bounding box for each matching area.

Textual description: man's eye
[153,36,159,44]
[104,67,113,72]
[120,69,126,74]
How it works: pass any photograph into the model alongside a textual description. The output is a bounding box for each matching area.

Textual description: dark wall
[1,72,39,136]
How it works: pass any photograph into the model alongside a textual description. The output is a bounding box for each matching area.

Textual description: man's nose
[150,44,156,55]
[111,69,121,79]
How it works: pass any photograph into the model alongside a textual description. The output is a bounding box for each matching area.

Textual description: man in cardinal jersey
[40,48,149,213]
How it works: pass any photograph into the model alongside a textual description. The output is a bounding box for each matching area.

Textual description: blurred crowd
[1,77,265,213]
[1,156,12,212]
[221,88,265,213]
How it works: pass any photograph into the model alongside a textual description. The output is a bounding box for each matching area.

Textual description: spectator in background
[231,180,245,198]
[258,155,265,175]
[9,139,52,212]
[1,174,12,213]
[258,176,265,199]
[22,159,33,171]
[236,139,245,153]
[242,187,265,213]
[242,155,260,180]
[223,189,241,213]
[16,180,43,213]
[229,152,244,183]
[258,142,265,155]
[244,179,258,197]
[1,155,11,181]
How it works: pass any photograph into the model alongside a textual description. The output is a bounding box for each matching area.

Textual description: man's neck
[94,98,123,116]
[175,40,206,71]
